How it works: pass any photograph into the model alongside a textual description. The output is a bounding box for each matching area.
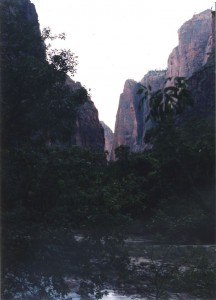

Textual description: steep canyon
[111,9,215,158]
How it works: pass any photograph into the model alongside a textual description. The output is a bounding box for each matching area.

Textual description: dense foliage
[1,0,215,299]
[0,0,87,147]
[2,116,215,298]
[137,77,193,123]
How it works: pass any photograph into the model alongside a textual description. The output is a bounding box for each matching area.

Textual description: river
[10,236,216,300]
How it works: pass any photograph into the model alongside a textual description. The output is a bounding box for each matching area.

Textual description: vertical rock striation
[167,9,212,78]
[0,0,46,59]
[111,80,140,159]
[111,9,214,158]
[74,101,105,151]
[100,121,113,160]
[65,77,105,151]
[111,71,166,158]
[140,70,167,139]
[176,10,215,122]
[1,0,105,151]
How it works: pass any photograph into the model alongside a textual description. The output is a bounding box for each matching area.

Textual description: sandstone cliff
[9,0,38,22]
[140,70,167,139]
[111,80,140,159]
[74,101,104,151]
[178,64,215,123]
[167,10,212,78]
[0,0,39,29]
[0,0,45,59]
[111,71,166,159]
[1,0,105,152]
[65,77,105,151]
[175,10,215,122]
[111,9,214,158]
[100,121,113,160]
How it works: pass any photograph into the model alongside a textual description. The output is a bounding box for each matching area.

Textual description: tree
[137,77,193,123]
[42,27,78,77]
[0,2,86,147]
[115,145,130,161]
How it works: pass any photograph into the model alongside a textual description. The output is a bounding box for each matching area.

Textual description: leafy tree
[137,77,193,123]
[42,27,78,77]
[0,1,86,148]
[1,1,215,298]
[115,145,130,161]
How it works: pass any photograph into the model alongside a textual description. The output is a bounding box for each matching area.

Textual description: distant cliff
[111,9,215,158]
[171,9,215,122]
[100,121,113,160]
[74,101,105,151]
[111,72,166,159]
[140,70,167,141]
[167,10,212,78]
[112,80,139,156]
[65,78,105,151]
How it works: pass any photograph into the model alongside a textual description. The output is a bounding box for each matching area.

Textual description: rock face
[0,0,46,59]
[111,80,140,159]
[204,10,215,65]
[111,71,166,159]
[74,101,105,151]
[173,9,215,122]
[140,70,167,90]
[0,0,39,24]
[1,0,105,152]
[167,10,212,78]
[111,9,215,158]
[100,121,113,160]
[18,0,39,23]
[140,70,167,139]
[65,77,105,151]
[178,64,215,123]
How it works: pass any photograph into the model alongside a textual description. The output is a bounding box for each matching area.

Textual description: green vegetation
[1,0,215,299]
[137,77,193,123]
[1,1,87,148]
[2,115,215,298]
[124,244,216,299]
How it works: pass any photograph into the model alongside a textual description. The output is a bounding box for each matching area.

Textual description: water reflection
[66,291,138,300]
[2,229,216,300]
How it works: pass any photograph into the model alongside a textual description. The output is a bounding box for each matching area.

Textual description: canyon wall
[111,9,215,158]
[111,71,166,159]
[100,122,113,160]
[1,0,105,152]
[112,80,140,155]
[65,77,105,151]
[167,9,212,78]
[74,101,105,151]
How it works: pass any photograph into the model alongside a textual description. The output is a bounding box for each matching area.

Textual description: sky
[31,0,214,131]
